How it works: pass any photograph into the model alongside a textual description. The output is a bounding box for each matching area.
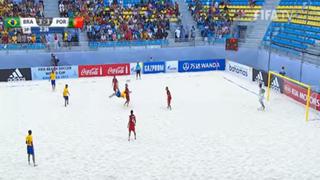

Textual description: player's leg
[259,99,265,110]
[53,80,56,91]
[133,130,136,140]
[32,153,36,166]
[67,96,69,105]
[168,98,171,110]
[109,93,116,98]
[128,131,131,141]
[28,154,30,165]
[64,96,67,107]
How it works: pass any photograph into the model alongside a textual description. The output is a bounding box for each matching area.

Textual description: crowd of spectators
[174,24,196,42]
[189,0,232,40]
[59,0,179,42]
[0,0,45,45]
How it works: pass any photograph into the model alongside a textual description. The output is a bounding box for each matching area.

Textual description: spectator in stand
[67,31,72,47]
[190,26,196,40]
[279,66,286,76]
[249,0,256,7]
[189,0,231,41]
[59,0,178,43]
[279,66,286,93]
[54,33,59,50]
[51,53,59,66]
[175,27,181,40]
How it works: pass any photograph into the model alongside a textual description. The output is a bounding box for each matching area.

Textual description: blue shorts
[51,80,56,86]
[64,96,69,101]
[116,91,121,97]
[27,146,34,155]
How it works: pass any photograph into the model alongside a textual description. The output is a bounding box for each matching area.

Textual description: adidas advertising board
[270,76,282,93]
[0,68,32,82]
[226,61,252,81]
[252,68,268,86]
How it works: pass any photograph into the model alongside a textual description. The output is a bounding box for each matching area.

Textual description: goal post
[267,71,311,122]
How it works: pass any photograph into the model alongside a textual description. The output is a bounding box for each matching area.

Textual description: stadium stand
[187,0,265,41]
[58,0,179,48]
[263,0,320,57]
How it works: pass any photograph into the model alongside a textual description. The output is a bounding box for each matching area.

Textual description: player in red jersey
[124,83,131,107]
[128,110,136,141]
[112,76,118,92]
[166,86,172,110]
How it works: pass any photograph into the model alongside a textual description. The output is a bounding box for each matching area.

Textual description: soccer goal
[266,71,315,122]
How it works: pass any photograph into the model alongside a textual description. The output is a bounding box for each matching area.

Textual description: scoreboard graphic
[4,17,84,34]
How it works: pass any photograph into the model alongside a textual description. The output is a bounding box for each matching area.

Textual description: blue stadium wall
[0,46,319,86]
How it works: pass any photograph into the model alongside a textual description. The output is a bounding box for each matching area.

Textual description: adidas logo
[7,69,26,82]
[255,72,264,83]
[271,77,280,92]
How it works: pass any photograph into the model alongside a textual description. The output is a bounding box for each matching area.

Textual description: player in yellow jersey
[63,84,70,107]
[50,70,56,91]
[26,130,36,166]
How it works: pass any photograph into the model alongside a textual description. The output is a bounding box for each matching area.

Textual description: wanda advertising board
[283,80,320,111]
[78,64,130,78]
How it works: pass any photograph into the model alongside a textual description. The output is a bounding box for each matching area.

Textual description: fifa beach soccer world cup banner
[31,66,78,80]
[226,60,252,81]
[143,61,166,74]
[178,59,225,73]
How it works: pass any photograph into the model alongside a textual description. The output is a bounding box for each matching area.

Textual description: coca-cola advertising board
[105,64,130,76]
[283,80,320,111]
[78,65,106,78]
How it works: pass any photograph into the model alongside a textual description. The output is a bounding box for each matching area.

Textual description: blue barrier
[143,61,166,74]
[31,66,79,80]
[178,59,225,72]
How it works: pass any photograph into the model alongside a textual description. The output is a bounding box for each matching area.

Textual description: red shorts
[129,126,135,132]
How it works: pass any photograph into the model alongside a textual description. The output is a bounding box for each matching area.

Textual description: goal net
[266,71,320,122]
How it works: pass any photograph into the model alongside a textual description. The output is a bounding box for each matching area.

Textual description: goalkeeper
[258,83,266,111]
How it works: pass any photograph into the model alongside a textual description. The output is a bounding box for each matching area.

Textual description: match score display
[4,17,84,29]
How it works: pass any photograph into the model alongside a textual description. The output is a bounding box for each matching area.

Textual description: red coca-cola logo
[78,65,106,77]
[106,64,130,76]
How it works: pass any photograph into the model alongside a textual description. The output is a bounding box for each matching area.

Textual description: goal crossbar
[267,71,311,122]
